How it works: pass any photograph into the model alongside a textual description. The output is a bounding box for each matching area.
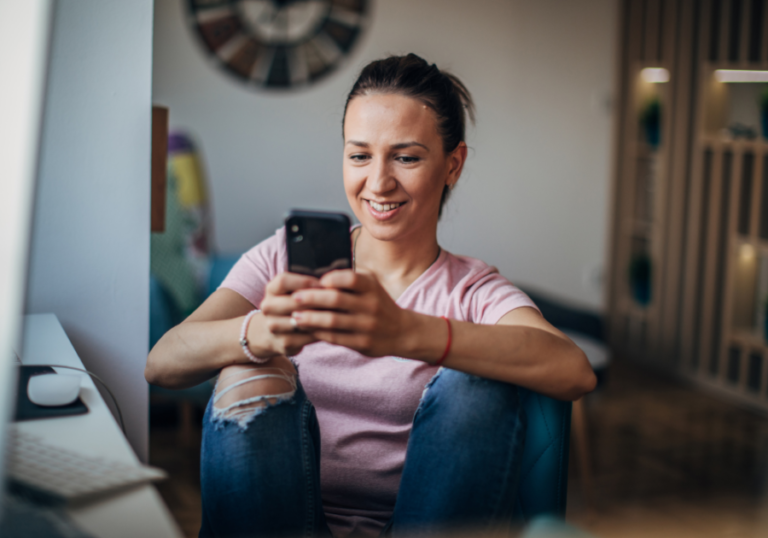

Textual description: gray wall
[26,1,154,461]
[153,0,616,310]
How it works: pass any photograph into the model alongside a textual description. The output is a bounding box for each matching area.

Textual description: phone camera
[293,235,303,243]
[291,224,300,233]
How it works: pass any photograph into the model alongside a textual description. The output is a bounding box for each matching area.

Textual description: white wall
[153,0,616,311]
[26,1,154,461]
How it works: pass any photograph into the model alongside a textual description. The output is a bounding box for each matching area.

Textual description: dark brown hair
[343,54,475,216]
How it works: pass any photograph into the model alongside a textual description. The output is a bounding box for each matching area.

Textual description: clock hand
[262,0,303,26]
[269,0,299,9]
[256,6,276,24]
[256,3,282,26]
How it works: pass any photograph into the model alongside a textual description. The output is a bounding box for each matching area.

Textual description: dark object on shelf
[728,122,757,140]
[14,366,88,422]
[764,303,768,343]
[762,113,768,141]
[629,254,652,305]
[640,98,661,148]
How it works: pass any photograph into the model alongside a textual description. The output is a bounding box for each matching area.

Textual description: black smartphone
[285,210,352,277]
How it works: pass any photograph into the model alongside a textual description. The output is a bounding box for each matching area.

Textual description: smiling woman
[343,94,457,248]
[145,53,596,538]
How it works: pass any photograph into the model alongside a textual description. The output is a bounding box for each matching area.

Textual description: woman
[146,53,596,538]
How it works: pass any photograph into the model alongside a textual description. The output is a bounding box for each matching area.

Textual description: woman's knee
[212,356,298,426]
[418,368,524,425]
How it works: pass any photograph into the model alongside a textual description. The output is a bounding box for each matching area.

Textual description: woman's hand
[290,270,414,358]
[256,272,323,357]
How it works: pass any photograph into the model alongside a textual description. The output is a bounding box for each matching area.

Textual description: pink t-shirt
[220,227,537,538]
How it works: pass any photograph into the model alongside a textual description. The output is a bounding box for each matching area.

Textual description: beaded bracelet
[239,309,269,364]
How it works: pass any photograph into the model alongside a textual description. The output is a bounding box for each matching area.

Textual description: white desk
[18,313,182,538]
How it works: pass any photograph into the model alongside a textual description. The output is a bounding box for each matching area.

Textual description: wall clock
[186,0,370,90]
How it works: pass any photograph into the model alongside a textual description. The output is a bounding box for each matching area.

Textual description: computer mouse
[27,373,81,407]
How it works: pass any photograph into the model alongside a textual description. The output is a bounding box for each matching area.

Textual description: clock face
[186,0,370,90]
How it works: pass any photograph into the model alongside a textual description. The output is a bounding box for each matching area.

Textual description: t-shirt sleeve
[218,228,286,308]
[464,269,539,326]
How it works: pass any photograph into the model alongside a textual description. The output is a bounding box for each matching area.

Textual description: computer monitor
[0,0,53,514]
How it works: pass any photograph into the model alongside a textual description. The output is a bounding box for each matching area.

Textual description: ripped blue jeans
[199,366,527,538]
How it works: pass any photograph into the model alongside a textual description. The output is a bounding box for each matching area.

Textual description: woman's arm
[402,307,596,401]
[145,274,320,389]
[145,289,253,389]
[286,270,596,401]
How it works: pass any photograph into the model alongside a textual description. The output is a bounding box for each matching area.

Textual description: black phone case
[285,210,352,276]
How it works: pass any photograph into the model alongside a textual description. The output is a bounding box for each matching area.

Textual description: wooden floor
[566,361,768,537]
[149,359,768,537]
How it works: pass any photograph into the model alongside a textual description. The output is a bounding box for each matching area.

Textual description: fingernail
[292,311,303,320]
[293,293,303,303]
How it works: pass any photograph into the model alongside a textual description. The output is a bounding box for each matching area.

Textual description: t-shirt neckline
[349,224,447,306]
[394,247,447,306]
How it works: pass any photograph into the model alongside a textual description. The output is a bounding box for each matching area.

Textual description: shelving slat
[657,0,694,367]
[720,147,744,382]
[749,147,764,240]
[763,0,768,63]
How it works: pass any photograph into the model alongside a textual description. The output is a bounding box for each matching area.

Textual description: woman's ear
[446,142,468,189]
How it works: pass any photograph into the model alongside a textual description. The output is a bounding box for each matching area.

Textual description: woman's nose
[367,159,397,194]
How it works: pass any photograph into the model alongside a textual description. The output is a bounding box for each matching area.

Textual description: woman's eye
[349,154,370,162]
[397,156,420,164]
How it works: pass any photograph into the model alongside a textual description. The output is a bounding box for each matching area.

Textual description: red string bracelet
[435,316,452,366]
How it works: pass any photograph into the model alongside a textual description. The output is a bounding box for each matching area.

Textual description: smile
[366,200,405,212]
[365,199,406,221]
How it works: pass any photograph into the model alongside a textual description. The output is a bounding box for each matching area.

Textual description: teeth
[369,201,402,212]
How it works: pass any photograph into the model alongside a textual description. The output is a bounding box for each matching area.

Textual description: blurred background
[18,0,768,536]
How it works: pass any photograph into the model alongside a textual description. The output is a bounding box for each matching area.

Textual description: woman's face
[342,93,465,243]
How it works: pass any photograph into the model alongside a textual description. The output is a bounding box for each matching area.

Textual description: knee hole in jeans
[212,360,297,426]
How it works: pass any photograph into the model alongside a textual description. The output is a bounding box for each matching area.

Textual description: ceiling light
[641,67,669,83]
[715,69,768,83]
[739,243,755,261]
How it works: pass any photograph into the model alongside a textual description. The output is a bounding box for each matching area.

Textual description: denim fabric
[199,378,329,538]
[199,368,527,538]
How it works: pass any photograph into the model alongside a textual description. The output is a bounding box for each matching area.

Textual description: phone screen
[285,210,352,277]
